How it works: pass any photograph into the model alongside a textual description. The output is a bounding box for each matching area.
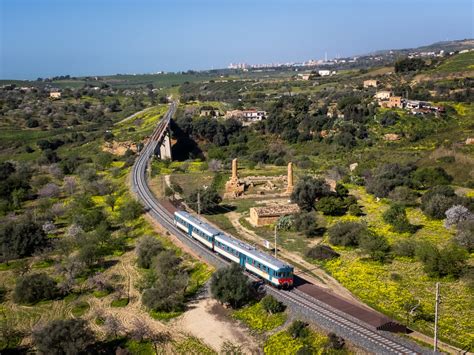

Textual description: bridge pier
[153,128,172,160]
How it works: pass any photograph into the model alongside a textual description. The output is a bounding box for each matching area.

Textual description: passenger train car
[174,210,294,288]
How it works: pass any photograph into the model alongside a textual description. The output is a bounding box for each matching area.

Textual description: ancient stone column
[232,158,238,181]
[225,158,244,197]
[286,162,294,194]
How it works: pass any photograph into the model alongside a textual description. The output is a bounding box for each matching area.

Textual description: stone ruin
[224,159,294,199]
[224,158,245,198]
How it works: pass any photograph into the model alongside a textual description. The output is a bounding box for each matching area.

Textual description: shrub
[276,215,294,231]
[136,236,164,269]
[328,221,366,247]
[416,242,468,278]
[142,286,185,313]
[288,320,309,339]
[326,332,345,350]
[335,183,349,197]
[454,219,474,252]
[306,245,340,260]
[422,194,456,219]
[32,319,94,354]
[390,273,402,281]
[433,244,468,278]
[359,233,390,262]
[316,196,347,216]
[348,203,363,216]
[14,273,59,304]
[210,264,255,308]
[119,199,144,221]
[261,295,285,314]
[274,157,286,166]
[421,185,455,205]
[294,212,320,237]
[382,203,416,233]
[393,239,418,258]
[412,167,453,189]
[365,163,416,198]
[388,186,418,206]
[380,111,399,127]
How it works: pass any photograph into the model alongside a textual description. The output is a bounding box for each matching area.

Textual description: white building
[243,109,266,122]
[405,100,426,109]
[318,70,336,76]
[374,91,392,100]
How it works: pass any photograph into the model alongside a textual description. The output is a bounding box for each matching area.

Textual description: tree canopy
[187,186,222,213]
[32,319,95,355]
[14,273,59,304]
[210,264,254,308]
[291,176,330,211]
[0,217,48,261]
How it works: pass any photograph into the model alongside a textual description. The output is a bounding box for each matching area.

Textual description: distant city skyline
[1,0,472,79]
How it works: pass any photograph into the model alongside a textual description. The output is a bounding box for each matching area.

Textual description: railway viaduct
[147,103,175,160]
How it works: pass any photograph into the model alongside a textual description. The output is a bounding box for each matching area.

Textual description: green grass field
[434,51,474,73]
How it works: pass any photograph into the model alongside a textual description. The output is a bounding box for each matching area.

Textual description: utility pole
[274,225,277,258]
[162,176,165,197]
[434,282,440,353]
[197,190,201,215]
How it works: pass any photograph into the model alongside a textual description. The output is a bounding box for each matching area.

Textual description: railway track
[131,103,427,355]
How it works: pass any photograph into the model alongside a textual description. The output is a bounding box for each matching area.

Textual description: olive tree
[136,236,164,269]
[32,319,95,354]
[210,264,254,308]
[291,176,330,211]
[13,273,59,304]
[0,218,48,262]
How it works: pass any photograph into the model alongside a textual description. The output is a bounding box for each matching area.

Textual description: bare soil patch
[170,297,260,353]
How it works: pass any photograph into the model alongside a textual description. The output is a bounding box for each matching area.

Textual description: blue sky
[1,0,472,79]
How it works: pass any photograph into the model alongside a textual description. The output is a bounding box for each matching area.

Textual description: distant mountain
[367,39,474,56]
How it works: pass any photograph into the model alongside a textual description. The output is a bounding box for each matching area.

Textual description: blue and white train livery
[174,210,294,288]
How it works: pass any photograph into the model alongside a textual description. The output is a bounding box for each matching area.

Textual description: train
[174,210,294,288]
